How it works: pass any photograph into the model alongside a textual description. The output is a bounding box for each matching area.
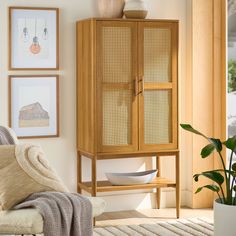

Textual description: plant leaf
[195,184,220,194]
[232,163,236,172]
[180,124,222,152]
[193,171,224,185]
[233,185,236,192]
[180,124,206,137]
[193,174,199,182]
[209,138,222,152]
[223,135,236,153]
[201,144,215,158]
[195,187,203,193]
[208,168,236,177]
[231,171,236,177]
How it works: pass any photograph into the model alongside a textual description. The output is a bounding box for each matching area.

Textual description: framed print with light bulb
[9,7,59,70]
[9,75,59,138]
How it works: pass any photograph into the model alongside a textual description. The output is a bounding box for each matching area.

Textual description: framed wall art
[9,75,59,138]
[9,7,59,70]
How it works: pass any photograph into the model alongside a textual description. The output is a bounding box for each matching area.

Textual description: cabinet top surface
[77,17,179,23]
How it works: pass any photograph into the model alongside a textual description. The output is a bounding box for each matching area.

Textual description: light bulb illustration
[30,19,41,54]
[30,36,41,54]
[21,19,29,42]
[42,20,49,40]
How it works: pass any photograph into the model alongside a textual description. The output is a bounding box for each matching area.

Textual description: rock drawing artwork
[19,102,50,128]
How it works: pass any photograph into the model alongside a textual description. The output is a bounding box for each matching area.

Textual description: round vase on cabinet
[98,0,125,18]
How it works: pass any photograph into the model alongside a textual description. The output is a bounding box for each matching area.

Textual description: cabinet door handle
[139,76,144,95]
[134,76,138,96]
[142,76,144,95]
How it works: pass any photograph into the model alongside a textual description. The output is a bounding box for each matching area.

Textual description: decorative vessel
[106,169,157,185]
[123,0,148,19]
[98,0,125,18]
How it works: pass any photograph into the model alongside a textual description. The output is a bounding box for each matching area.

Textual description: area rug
[93,218,213,236]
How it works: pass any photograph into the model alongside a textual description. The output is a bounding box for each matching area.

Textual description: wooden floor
[95,208,213,227]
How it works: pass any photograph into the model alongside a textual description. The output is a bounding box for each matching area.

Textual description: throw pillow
[0,144,68,210]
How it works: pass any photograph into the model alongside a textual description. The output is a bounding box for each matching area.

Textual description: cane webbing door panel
[138,22,178,151]
[144,90,172,144]
[96,21,138,152]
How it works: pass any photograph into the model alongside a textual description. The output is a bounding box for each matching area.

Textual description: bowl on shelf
[106,169,158,186]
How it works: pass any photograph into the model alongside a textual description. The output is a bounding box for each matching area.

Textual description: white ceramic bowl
[106,169,158,185]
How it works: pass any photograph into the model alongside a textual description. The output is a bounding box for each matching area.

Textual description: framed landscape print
[9,75,59,138]
[9,7,59,70]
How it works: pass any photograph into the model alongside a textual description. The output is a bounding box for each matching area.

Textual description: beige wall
[186,0,226,208]
[0,0,189,211]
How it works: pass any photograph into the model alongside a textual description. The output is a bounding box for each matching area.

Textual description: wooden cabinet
[76,18,180,217]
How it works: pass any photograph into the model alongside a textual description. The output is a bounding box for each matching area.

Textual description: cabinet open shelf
[77,150,180,218]
[78,177,176,193]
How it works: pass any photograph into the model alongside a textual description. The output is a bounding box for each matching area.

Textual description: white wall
[0,0,189,211]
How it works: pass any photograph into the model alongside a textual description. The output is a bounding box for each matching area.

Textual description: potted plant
[180,124,236,236]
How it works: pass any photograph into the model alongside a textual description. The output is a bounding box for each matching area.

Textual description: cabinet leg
[176,151,180,218]
[92,156,97,197]
[156,188,161,209]
[156,155,161,209]
[91,156,97,226]
[77,151,82,194]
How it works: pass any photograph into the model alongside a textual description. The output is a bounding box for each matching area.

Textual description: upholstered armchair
[0,129,106,235]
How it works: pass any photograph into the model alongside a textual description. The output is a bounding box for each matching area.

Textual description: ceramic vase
[124,0,148,19]
[98,0,125,18]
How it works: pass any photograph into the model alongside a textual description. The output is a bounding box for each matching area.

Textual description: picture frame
[9,75,59,138]
[9,7,59,70]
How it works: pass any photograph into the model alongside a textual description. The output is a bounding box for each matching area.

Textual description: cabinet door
[96,21,138,153]
[138,22,178,151]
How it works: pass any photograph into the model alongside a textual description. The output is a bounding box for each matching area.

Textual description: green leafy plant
[180,124,236,205]
[228,60,236,93]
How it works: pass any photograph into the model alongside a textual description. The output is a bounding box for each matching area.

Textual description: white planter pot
[214,199,236,236]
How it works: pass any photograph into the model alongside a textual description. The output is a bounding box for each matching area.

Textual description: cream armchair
[0,144,106,236]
